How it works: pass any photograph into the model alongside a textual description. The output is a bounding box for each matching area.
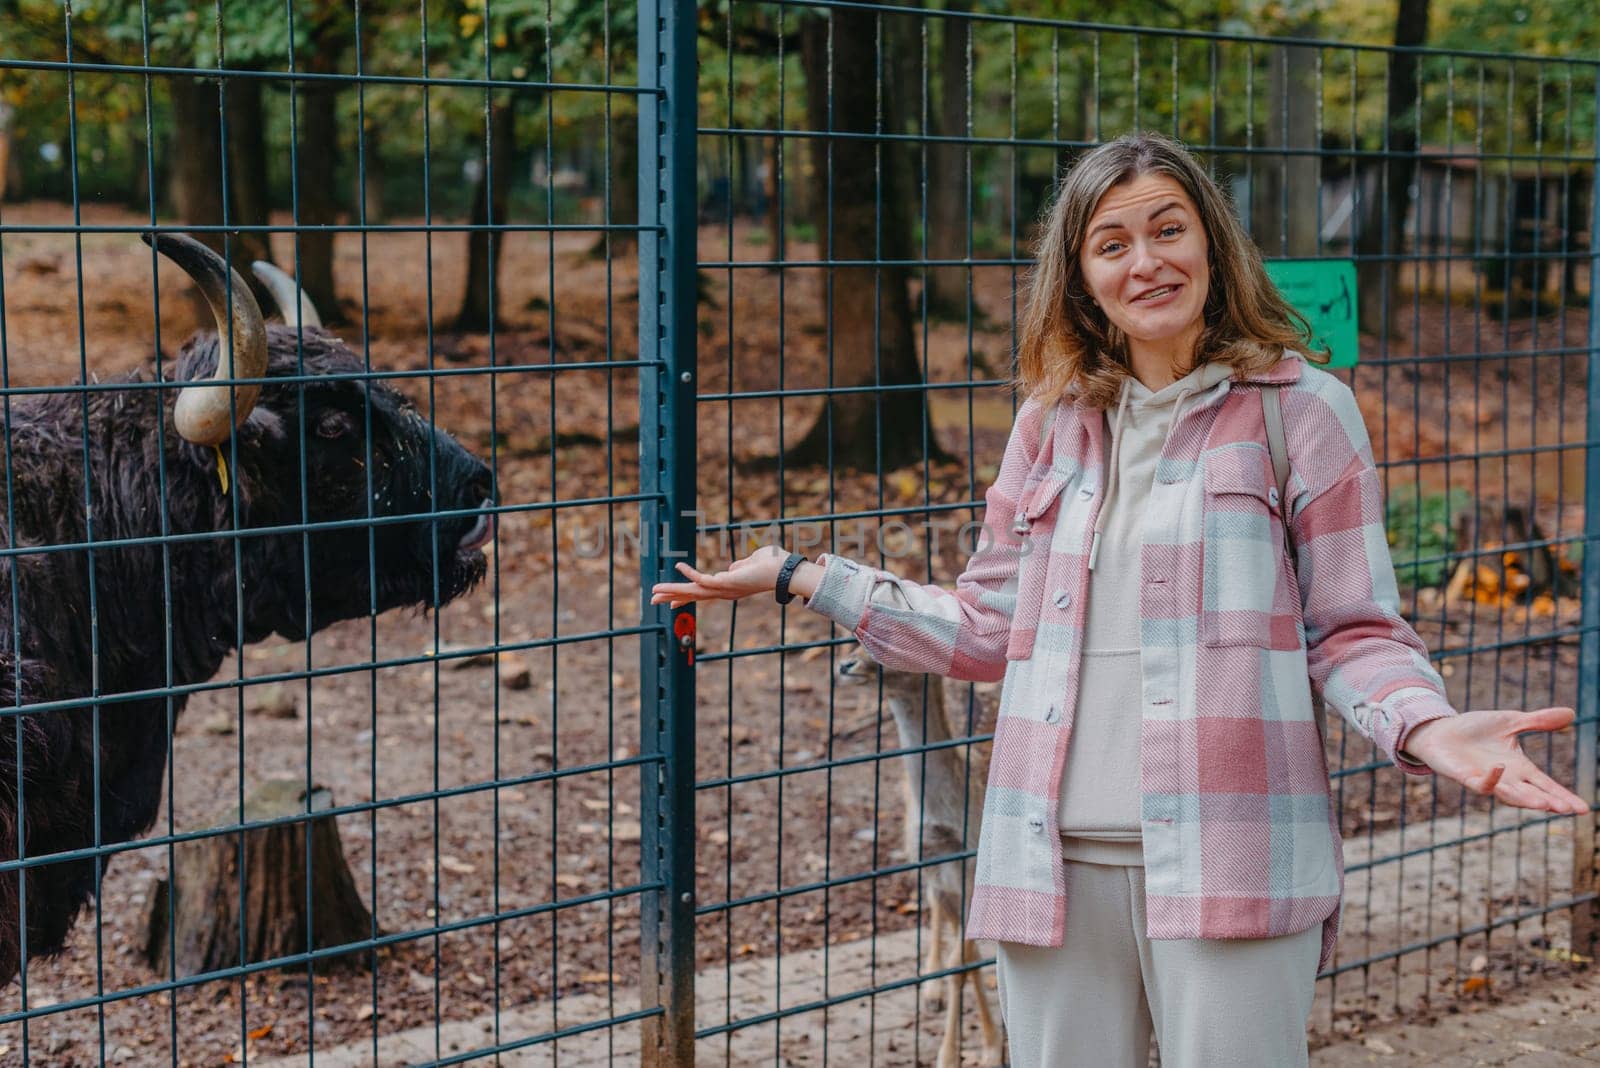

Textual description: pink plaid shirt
[805,354,1455,970]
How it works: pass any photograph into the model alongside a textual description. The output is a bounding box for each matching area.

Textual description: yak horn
[143,232,268,446]
[249,260,323,330]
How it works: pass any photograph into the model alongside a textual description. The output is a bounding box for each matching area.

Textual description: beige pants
[995,858,1321,1068]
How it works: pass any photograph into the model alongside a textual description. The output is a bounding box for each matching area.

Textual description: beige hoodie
[1058,359,1237,865]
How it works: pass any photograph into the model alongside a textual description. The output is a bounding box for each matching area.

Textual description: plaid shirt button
[1027,816,1045,833]
[1052,589,1072,609]
[1044,705,1059,724]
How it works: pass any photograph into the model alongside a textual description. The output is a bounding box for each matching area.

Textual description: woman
[650,133,1587,1067]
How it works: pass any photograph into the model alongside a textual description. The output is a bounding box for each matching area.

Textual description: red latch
[673,611,696,665]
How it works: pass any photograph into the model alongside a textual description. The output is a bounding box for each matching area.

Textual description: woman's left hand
[1401,707,1589,815]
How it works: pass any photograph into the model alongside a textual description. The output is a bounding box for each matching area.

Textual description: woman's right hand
[649,544,793,609]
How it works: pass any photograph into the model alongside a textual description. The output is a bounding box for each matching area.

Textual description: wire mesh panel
[0,1,658,1064]
[1,0,1598,1065]
[687,2,1599,1063]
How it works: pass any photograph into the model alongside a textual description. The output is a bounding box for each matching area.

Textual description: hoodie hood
[1088,359,1236,570]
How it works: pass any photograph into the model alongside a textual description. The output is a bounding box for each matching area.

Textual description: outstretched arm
[650,543,819,609]
[650,398,1055,682]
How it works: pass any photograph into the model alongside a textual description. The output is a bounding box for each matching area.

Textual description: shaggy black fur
[0,323,493,983]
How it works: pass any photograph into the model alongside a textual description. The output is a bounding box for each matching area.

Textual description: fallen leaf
[579,971,621,983]
[438,855,477,875]
[498,652,533,690]
[247,1024,272,1041]
[1469,954,1488,972]
[354,1003,379,1022]
[434,643,495,669]
[1363,1037,1395,1055]
[1543,946,1592,963]
[247,685,298,720]
[1461,975,1491,994]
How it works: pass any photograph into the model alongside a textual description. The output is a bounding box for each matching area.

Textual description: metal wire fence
[0,0,1596,1065]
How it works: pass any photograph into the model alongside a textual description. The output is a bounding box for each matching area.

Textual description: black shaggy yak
[0,234,495,984]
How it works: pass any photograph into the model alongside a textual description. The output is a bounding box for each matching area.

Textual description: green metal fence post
[1573,65,1600,960]
[638,0,699,1064]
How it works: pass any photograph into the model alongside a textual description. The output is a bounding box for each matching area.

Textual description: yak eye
[316,411,356,440]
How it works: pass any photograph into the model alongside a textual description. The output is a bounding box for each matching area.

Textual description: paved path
[1312,967,1600,1067]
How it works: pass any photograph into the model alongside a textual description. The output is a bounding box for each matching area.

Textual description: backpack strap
[1261,384,1296,569]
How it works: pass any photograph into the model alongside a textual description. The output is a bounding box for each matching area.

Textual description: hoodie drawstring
[1088,379,1202,571]
[1088,384,1132,570]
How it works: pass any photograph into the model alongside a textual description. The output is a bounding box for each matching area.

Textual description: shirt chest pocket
[1199,453,1303,650]
[1004,469,1091,660]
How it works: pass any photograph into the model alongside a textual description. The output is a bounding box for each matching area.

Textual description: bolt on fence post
[638,0,699,1064]
[1574,66,1600,961]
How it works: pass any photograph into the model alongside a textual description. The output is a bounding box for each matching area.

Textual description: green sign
[1264,258,1359,368]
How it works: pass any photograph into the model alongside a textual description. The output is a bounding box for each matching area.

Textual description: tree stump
[141,779,374,978]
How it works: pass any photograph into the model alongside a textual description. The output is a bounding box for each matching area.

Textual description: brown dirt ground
[0,202,1592,1065]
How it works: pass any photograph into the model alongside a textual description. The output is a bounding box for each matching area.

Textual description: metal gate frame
[636,4,1600,1065]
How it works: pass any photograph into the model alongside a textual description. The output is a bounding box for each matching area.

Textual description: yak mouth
[456,501,495,554]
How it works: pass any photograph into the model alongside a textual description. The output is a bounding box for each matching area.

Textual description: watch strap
[774,551,806,604]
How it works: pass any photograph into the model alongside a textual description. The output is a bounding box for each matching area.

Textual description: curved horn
[143,232,268,446]
[249,260,323,330]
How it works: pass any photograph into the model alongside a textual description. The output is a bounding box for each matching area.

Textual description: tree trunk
[361,119,385,223]
[455,95,518,333]
[1355,0,1429,338]
[168,78,229,255]
[127,129,151,211]
[787,11,945,471]
[924,0,971,319]
[1252,30,1320,259]
[167,78,271,315]
[356,24,384,225]
[296,84,342,324]
[0,99,13,204]
[223,77,273,271]
[589,109,637,258]
[763,136,784,263]
[141,780,373,978]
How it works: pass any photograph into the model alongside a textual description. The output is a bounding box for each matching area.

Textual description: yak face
[176,326,494,640]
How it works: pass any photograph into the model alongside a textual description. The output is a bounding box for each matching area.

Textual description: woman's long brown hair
[1015,131,1322,411]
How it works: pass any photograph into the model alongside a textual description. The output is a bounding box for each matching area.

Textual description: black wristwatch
[774,551,807,605]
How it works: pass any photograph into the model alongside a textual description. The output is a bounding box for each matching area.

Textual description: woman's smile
[1130,283,1182,305]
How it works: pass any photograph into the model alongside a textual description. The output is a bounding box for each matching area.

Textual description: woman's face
[1078,173,1210,353]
